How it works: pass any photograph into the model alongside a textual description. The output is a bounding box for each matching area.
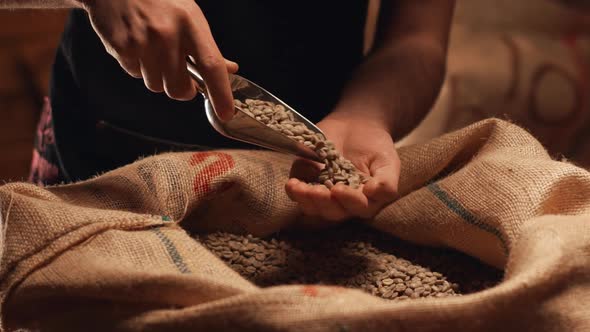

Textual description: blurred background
[0,9,68,182]
[0,1,589,183]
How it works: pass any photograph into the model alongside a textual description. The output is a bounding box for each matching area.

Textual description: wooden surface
[0,10,68,182]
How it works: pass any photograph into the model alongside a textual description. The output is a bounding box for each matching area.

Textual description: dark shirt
[49,1,368,181]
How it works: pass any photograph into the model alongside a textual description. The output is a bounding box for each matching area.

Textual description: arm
[286,1,455,223]
[330,0,455,139]
[0,0,237,121]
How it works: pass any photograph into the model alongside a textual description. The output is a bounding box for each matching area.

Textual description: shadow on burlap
[1,119,589,331]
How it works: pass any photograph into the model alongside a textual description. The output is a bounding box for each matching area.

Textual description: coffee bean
[348,177,360,188]
[234,98,369,188]
[292,126,306,135]
[382,278,394,286]
[327,150,338,160]
[394,284,406,292]
[198,224,499,302]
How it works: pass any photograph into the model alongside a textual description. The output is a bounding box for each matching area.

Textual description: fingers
[286,177,391,221]
[287,155,400,221]
[119,58,142,79]
[192,52,235,121]
[136,43,234,101]
[183,9,235,121]
[289,158,322,183]
[330,152,400,219]
[162,47,197,101]
[225,59,239,74]
[308,185,348,221]
[363,154,400,206]
[286,179,349,222]
[285,179,319,217]
[287,159,348,222]
[139,13,195,100]
[331,183,374,218]
[139,54,164,93]
[98,2,237,104]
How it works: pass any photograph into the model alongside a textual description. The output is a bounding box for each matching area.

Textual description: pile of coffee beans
[196,223,502,300]
[234,99,367,188]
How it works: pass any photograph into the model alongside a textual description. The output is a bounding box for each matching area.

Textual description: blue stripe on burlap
[427,183,509,256]
[151,227,191,274]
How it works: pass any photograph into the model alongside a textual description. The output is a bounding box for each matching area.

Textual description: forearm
[331,39,446,140]
[0,0,82,9]
[329,0,454,140]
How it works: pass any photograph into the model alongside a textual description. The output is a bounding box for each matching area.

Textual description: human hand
[285,114,401,224]
[80,0,237,121]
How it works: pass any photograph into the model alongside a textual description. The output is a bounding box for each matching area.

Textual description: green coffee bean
[234,98,369,188]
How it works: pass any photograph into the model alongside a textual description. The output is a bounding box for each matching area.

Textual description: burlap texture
[399,0,590,168]
[1,118,590,331]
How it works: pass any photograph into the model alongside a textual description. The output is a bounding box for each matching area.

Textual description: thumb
[224,59,239,74]
[289,157,322,183]
[362,152,400,204]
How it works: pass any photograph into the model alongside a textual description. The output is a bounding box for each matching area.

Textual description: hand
[80,0,237,121]
[285,114,401,224]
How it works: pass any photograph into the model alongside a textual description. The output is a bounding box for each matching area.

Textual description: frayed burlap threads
[2,119,590,331]
[0,192,12,268]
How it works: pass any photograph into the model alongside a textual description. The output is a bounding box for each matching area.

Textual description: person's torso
[50,1,369,180]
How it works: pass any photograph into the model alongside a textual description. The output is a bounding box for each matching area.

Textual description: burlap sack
[399,0,590,168]
[1,118,589,331]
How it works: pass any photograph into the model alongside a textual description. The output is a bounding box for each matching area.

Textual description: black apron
[49,1,368,182]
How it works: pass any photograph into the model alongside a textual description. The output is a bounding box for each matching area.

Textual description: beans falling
[234,98,368,188]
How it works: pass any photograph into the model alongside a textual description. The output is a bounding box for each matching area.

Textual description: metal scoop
[186,57,324,163]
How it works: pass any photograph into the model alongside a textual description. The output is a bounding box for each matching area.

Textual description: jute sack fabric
[1,118,589,331]
[399,0,590,167]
